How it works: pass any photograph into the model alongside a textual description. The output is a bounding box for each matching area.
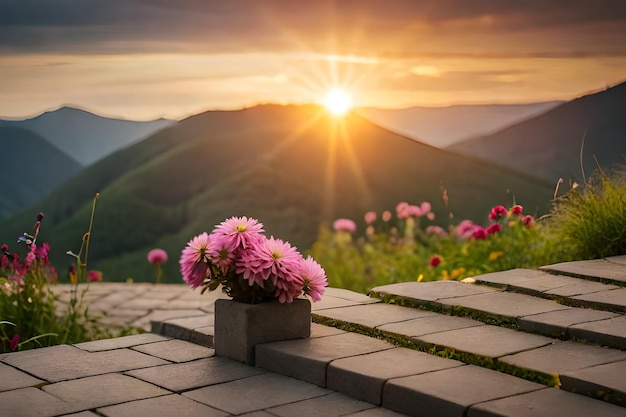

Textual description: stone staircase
[291,256,626,414]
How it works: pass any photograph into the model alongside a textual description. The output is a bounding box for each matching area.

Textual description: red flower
[87,270,103,282]
[486,223,503,235]
[488,205,507,221]
[510,205,523,216]
[522,215,535,228]
[428,255,442,267]
[473,227,488,240]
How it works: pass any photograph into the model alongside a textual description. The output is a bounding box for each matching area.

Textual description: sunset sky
[1,0,625,120]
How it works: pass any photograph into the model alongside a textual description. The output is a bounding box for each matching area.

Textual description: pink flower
[473,227,488,240]
[10,334,20,351]
[429,255,442,267]
[180,232,214,289]
[237,236,302,290]
[299,256,328,302]
[522,215,535,228]
[426,225,447,237]
[87,270,103,282]
[382,211,392,222]
[486,223,503,235]
[488,205,507,221]
[333,218,356,233]
[147,248,168,264]
[408,205,423,217]
[511,205,523,216]
[427,212,435,221]
[364,211,377,225]
[420,201,432,215]
[396,202,410,219]
[212,216,265,252]
[456,220,477,240]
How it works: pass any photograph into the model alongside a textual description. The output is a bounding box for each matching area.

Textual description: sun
[323,88,353,116]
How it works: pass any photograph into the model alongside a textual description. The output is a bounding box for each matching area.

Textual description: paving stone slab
[97,393,229,417]
[2,344,169,382]
[571,288,626,312]
[377,314,485,338]
[130,309,207,331]
[266,392,376,417]
[499,340,626,378]
[183,372,331,415]
[468,385,626,417]
[326,287,380,303]
[440,291,570,318]
[318,303,438,329]
[43,373,171,411]
[327,347,463,405]
[371,281,499,303]
[74,333,170,352]
[383,365,544,417]
[569,315,626,349]
[255,332,394,387]
[560,360,626,407]
[0,387,77,417]
[519,308,620,338]
[342,409,410,417]
[126,356,265,392]
[418,325,554,359]
[312,296,378,311]
[310,322,348,338]
[0,362,46,392]
[131,339,215,362]
[64,412,102,417]
[470,268,568,291]
[541,259,626,284]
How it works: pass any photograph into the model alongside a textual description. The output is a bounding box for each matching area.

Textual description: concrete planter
[214,298,311,365]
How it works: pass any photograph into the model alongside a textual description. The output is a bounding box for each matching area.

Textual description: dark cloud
[1,0,625,54]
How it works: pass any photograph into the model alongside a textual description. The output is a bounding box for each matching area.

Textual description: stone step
[467,268,626,314]
[370,272,626,350]
[306,288,626,410]
[540,255,626,286]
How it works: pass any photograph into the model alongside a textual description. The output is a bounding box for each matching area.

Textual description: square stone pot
[214,298,311,365]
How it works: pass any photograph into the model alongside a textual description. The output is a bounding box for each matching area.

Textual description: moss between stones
[495,361,560,387]
[311,314,557,388]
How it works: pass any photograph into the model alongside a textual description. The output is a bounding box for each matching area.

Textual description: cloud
[1,0,625,55]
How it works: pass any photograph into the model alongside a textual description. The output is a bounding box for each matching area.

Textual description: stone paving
[1,256,626,416]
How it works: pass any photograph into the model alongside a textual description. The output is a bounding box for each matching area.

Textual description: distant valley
[357,101,563,147]
[0,107,176,220]
[1,81,624,284]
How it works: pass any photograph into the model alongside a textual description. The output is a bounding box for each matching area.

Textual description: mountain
[357,101,563,147]
[0,106,176,165]
[448,82,626,185]
[0,104,554,283]
[0,126,82,220]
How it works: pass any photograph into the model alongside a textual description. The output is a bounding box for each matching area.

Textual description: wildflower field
[1,169,625,352]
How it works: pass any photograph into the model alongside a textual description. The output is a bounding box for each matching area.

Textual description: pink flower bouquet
[179,216,328,304]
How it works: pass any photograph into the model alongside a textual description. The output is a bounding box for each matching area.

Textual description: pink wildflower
[396,202,410,219]
[212,216,265,252]
[427,212,435,221]
[511,205,523,216]
[10,334,20,351]
[420,201,432,215]
[522,215,535,228]
[299,256,328,302]
[426,225,447,237]
[408,205,423,217]
[473,227,488,240]
[37,242,50,263]
[429,255,442,267]
[486,223,503,235]
[456,220,478,240]
[488,205,507,221]
[333,218,357,233]
[382,211,392,222]
[180,232,214,289]
[364,211,377,225]
[87,270,103,282]
[147,248,168,264]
